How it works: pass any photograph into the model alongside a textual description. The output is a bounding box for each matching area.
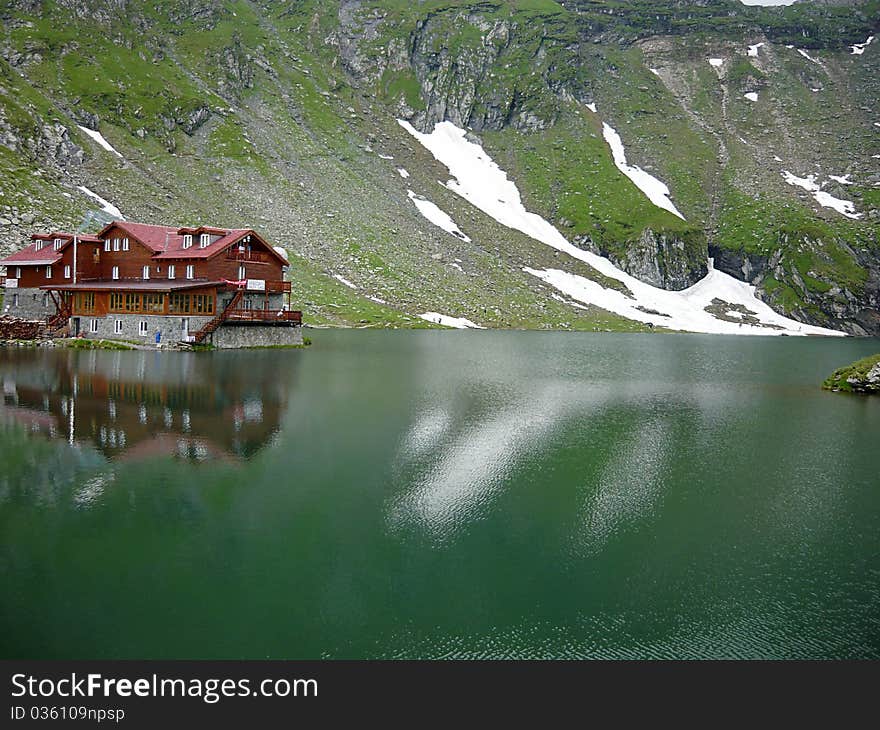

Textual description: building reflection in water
[0,347,291,463]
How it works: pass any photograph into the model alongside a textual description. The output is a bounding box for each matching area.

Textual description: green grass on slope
[483,115,701,259]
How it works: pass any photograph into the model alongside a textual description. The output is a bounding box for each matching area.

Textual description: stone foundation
[208,322,303,348]
[73,313,213,344]
[3,287,54,319]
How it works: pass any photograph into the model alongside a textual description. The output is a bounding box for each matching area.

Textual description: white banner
[246,279,266,291]
[4,278,18,288]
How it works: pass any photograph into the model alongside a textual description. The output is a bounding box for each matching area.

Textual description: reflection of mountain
[0,348,291,462]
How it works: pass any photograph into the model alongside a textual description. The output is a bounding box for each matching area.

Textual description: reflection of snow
[243,399,263,423]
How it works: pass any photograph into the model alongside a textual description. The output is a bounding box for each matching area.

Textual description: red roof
[31,232,102,244]
[98,221,181,253]
[0,241,62,266]
[154,228,253,260]
[97,220,287,264]
[2,221,288,268]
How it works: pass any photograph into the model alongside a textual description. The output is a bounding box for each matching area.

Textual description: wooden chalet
[0,221,302,347]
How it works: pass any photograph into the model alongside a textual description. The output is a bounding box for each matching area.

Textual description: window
[238,265,245,281]
[124,293,140,312]
[113,238,120,252]
[167,264,176,280]
[45,265,52,279]
[104,239,111,252]
[112,266,119,280]
[109,292,125,312]
[114,319,123,335]
[35,240,43,251]
[42,294,48,307]
[142,265,150,280]
[186,265,194,280]
[54,238,63,251]
[199,233,210,248]
[12,293,18,306]
[90,319,99,333]
[64,265,71,279]
[138,321,148,336]
[142,293,164,313]
[15,267,21,279]
[193,294,214,315]
[169,293,191,314]
[122,238,129,251]
[75,292,95,314]
[183,234,192,249]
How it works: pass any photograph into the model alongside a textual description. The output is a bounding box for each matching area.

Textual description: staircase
[188,289,243,344]
[45,294,72,337]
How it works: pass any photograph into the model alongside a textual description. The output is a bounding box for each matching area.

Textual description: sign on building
[246,279,266,291]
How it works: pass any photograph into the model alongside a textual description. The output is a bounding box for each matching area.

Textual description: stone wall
[3,287,54,319]
[208,322,303,349]
[74,313,213,344]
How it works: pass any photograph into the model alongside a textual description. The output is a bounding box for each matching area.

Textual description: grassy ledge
[822,354,880,394]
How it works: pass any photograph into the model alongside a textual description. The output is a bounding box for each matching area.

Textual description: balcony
[225,249,272,263]
[224,280,291,294]
[225,309,302,324]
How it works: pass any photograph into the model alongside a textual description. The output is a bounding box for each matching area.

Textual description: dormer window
[199,233,210,248]
[53,238,63,251]
[182,234,193,249]
[35,240,43,251]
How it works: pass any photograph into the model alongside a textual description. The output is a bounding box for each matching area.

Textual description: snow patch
[378,153,394,160]
[397,118,842,336]
[524,263,840,336]
[708,58,723,67]
[851,35,874,55]
[773,155,783,162]
[586,102,597,113]
[649,68,661,76]
[797,48,821,65]
[420,312,484,329]
[407,190,471,242]
[813,191,861,219]
[397,168,410,179]
[828,174,853,186]
[77,186,123,218]
[367,295,387,305]
[76,125,123,158]
[744,92,758,102]
[781,170,862,219]
[333,274,357,289]
[602,123,685,219]
[747,43,764,57]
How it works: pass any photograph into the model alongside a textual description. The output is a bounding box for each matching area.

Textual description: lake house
[0,221,302,347]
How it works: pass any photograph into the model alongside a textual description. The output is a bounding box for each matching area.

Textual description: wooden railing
[225,249,271,263]
[225,309,302,324]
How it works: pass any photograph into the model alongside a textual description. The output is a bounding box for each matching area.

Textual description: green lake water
[1,331,878,659]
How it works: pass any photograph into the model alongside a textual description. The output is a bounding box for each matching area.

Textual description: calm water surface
[1,331,878,659]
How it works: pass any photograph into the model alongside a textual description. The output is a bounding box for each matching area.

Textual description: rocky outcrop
[580,228,708,290]
[710,241,880,336]
[823,354,880,394]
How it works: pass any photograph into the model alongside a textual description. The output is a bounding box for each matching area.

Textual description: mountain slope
[0,0,877,333]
